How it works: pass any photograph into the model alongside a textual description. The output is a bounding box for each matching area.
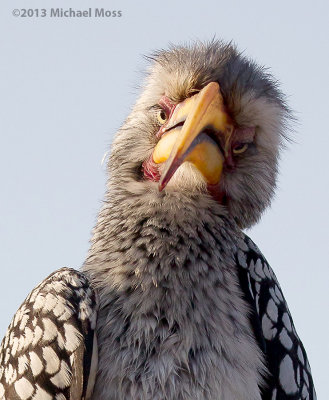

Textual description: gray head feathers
[107,39,291,229]
[82,40,292,399]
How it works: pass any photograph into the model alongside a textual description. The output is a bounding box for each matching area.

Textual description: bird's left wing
[237,235,316,400]
[0,268,98,400]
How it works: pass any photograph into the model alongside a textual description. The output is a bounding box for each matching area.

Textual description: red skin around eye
[156,96,177,138]
[225,126,256,170]
[232,126,256,147]
[158,95,175,117]
[142,96,176,183]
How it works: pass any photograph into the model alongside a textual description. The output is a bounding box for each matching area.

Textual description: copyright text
[12,8,123,18]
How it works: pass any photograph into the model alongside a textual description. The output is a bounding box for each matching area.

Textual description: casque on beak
[152,82,235,190]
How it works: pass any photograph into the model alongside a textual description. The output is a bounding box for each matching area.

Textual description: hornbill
[0,40,316,400]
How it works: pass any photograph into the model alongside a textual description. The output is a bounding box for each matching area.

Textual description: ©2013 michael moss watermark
[12,8,123,18]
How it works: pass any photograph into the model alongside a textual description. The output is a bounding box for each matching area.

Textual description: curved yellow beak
[153,82,234,190]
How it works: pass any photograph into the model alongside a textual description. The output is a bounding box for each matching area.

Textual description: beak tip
[159,173,171,191]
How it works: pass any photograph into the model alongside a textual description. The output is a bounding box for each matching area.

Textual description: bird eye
[156,109,168,125]
[233,143,249,154]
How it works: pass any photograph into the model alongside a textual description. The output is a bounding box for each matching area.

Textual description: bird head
[108,41,290,229]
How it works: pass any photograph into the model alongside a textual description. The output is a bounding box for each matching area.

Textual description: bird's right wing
[0,268,98,400]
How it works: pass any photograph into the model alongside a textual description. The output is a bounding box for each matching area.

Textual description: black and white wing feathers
[0,268,98,400]
[237,235,316,400]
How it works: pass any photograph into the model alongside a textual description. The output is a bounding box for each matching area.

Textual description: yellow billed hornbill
[0,40,316,400]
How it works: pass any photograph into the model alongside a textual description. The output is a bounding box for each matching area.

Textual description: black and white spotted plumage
[0,268,98,400]
[238,235,316,400]
[0,40,317,399]
[0,239,316,399]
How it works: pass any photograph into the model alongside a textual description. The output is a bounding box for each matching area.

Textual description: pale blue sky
[1,0,328,397]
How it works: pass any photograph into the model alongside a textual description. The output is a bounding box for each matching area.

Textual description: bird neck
[82,180,241,299]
